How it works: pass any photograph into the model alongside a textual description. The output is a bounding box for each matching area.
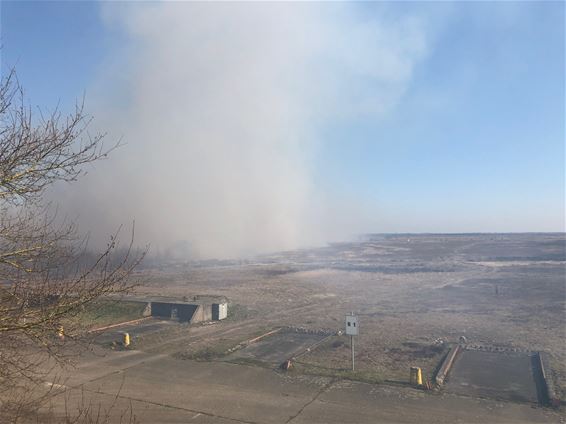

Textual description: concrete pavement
[44,349,562,424]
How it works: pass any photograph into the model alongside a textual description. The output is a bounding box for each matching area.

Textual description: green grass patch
[174,337,241,361]
[174,327,275,362]
[292,361,385,385]
[225,303,254,321]
[71,300,146,329]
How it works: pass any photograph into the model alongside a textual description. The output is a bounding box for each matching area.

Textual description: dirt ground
[129,233,565,400]
[17,233,565,423]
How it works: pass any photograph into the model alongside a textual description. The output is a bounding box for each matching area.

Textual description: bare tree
[0,70,143,422]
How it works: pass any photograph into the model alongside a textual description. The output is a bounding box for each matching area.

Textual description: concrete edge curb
[538,352,561,407]
[435,344,461,386]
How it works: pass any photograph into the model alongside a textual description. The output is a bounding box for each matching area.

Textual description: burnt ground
[130,233,565,394]
[30,233,566,423]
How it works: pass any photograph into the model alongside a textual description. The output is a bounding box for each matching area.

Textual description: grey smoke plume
[54,2,428,259]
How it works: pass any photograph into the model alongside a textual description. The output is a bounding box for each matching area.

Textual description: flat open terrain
[27,234,566,422]
[129,233,566,390]
[40,347,561,423]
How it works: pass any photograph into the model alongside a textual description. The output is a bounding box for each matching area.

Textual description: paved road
[43,348,561,424]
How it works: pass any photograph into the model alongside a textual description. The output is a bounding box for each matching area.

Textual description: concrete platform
[225,332,327,365]
[44,349,561,424]
[445,348,540,403]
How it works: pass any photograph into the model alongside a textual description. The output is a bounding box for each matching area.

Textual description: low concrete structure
[150,302,202,322]
[435,344,461,386]
[121,295,227,324]
[535,352,560,407]
[444,345,542,404]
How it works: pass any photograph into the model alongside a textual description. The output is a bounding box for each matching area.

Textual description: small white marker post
[352,333,355,371]
[345,312,358,371]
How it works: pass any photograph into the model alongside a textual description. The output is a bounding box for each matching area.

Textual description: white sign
[345,315,358,336]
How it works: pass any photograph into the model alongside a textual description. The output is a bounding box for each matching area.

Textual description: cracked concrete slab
[45,352,562,424]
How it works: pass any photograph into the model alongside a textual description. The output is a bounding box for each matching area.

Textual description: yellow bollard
[123,332,130,347]
[410,367,423,387]
[57,325,64,340]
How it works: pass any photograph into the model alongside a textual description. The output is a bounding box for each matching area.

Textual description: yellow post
[410,367,423,386]
[123,332,130,347]
[57,325,64,340]
[416,367,423,386]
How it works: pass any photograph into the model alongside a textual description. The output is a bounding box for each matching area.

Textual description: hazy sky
[1,1,564,258]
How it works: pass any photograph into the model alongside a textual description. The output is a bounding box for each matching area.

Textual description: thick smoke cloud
[54,2,428,259]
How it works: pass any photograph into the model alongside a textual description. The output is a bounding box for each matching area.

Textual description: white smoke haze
[52,2,429,259]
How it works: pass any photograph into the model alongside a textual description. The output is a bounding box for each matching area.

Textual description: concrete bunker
[137,295,228,324]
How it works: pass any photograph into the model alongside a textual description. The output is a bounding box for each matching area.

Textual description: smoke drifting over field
[55,3,428,259]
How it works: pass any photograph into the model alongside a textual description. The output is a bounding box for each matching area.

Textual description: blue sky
[1,1,564,252]
[315,2,564,232]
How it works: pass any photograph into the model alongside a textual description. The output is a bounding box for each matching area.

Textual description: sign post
[345,312,358,371]
[351,333,355,371]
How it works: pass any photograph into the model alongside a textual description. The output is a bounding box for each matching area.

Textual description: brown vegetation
[0,71,142,422]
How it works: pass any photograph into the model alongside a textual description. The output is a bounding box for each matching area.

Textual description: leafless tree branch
[0,69,144,423]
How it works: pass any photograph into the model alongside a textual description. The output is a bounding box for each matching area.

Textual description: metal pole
[351,334,355,371]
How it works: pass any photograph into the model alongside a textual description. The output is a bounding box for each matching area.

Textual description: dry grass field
[20,233,565,423]
[129,233,565,401]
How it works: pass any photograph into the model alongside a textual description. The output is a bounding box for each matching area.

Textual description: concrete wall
[534,352,560,407]
[190,305,203,323]
[151,302,175,319]
[178,304,199,322]
[202,304,212,321]
[212,303,228,320]
[132,299,216,324]
[150,302,200,323]
[191,304,212,323]
[435,344,461,386]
